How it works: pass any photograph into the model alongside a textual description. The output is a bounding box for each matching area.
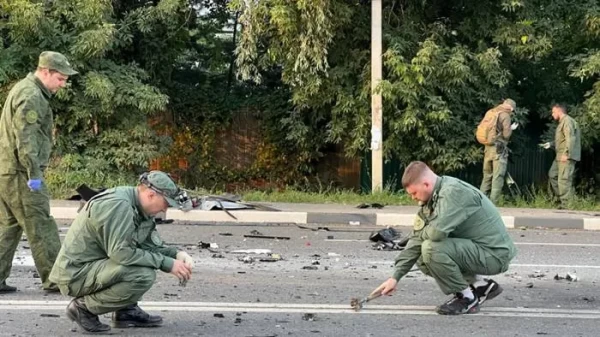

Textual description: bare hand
[373,278,398,296]
[176,251,195,269]
[170,259,192,281]
[559,155,568,162]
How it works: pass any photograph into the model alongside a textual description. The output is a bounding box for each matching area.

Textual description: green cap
[503,98,516,111]
[38,51,78,76]
[143,171,182,207]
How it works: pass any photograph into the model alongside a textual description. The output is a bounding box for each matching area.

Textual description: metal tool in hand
[350,289,382,312]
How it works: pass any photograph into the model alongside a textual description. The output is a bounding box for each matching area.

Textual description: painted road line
[2,300,600,319]
[368,261,600,269]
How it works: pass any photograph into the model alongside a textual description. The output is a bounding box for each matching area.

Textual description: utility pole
[371,0,383,192]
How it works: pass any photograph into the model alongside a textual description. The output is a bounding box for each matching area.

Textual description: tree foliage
[233,0,600,174]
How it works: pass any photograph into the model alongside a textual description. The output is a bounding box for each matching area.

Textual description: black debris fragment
[40,314,60,318]
[303,266,318,270]
[214,313,225,318]
[243,234,290,240]
[302,313,316,321]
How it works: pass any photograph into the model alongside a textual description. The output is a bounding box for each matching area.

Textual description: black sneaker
[436,293,480,315]
[111,303,163,328]
[471,279,503,304]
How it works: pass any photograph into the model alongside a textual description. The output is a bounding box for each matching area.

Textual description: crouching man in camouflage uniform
[374,161,517,315]
[49,171,194,333]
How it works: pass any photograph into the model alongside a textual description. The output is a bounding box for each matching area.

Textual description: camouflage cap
[142,171,182,207]
[38,51,78,76]
[503,98,516,111]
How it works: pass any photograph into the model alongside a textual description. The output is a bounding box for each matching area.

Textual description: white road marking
[1,300,599,319]
[368,260,600,269]
[327,239,600,247]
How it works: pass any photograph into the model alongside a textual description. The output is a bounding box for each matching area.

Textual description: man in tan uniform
[479,99,518,204]
[540,104,581,208]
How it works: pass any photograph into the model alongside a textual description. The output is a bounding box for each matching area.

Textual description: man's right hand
[373,278,398,296]
[170,259,192,281]
[539,142,551,149]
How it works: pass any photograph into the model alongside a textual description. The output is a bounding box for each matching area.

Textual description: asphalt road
[2,222,599,336]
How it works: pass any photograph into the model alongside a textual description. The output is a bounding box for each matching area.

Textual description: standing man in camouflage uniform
[0,51,77,293]
[50,171,194,333]
[479,99,519,204]
[540,104,581,208]
[374,161,517,315]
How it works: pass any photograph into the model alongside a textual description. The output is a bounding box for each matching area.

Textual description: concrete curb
[49,207,599,230]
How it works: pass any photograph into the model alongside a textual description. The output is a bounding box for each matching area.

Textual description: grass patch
[241,189,413,205]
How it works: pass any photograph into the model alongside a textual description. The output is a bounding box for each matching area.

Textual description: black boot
[66,297,111,333]
[0,281,17,293]
[112,303,163,328]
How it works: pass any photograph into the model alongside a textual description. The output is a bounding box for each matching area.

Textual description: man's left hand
[176,251,195,269]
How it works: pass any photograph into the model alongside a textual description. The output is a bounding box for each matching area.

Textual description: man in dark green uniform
[540,104,581,208]
[0,51,77,293]
[479,99,518,204]
[374,161,517,315]
[49,171,194,333]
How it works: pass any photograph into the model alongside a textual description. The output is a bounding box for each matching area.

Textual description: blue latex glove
[27,179,42,191]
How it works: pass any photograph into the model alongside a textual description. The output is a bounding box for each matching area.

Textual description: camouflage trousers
[480,148,508,204]
[0,172,60,289]
[548,159,576,207]
[57,259,156,314]
[416,238,512,295]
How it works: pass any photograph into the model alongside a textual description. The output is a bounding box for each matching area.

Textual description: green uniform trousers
[416,238,511,295]
[548,159,576,206]
[58,259,156,315]
[0,172,60,289]
[480,147,507,204]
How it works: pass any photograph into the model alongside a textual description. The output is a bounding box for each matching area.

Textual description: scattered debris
[212,253,225,258]
[554,272,578,282]
[214,313,225,318]
[243,234,291,240]
[302,266,318,270]
[164,293,178,297]
[155,218,174,224]
[526,282,534,288]
[528,271,546,278]
[231,249,272,255]
[40,314,60,318]
[327,235,334,240]
[219,233,233,236]
[302,313,316,321]
[199,241,219,249]
[32,272,40,278]
[581,296,595,302]
[349,221,360,226]
[239,256,255,264]
[250,230,263,235]
[259,254,282,262]
[234,317,242,324]
[369,227,399,242]
[369,228,406,251]
[327,252,341,257]
[356,203,384,209]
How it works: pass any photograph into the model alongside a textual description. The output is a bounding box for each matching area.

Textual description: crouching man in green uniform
[49,171,194,333]
[374,161,517,315]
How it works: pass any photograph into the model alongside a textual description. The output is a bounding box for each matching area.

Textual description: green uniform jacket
[393,176,517,280]
[0,73,53,179]
[50,187,177,288]
[554,115,581,161]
